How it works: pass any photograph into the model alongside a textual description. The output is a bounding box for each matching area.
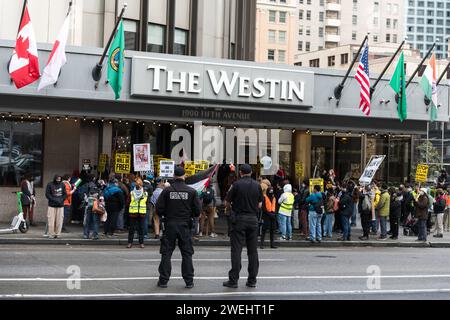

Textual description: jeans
[278,214,292,239]
[143,210,150,237]
[323,213,334,238]
[83,211,99,238]
[379,216,387,238]
[63,205,71,228]
[418,218,427,241]
[128,215,145,244]
[116,208,125,230]
[340,214,351,240]
[308,210,322,241]
[351,203,358,226]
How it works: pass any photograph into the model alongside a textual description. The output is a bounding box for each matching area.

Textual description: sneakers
[359,236,369,241]
[83,235,89,239]
[377,236,387,241]
[185,283,194,289]
[43,234,49,238]
[279,236,286,241]
[157,281,168,288]
[126,244,132,249]
[246,282,257,288]
[140,244,145,249]
[270,245,278,249]
[223,281,238,289]
[210,233,218,238]
[199,232,203,237]
[433,234,444,238]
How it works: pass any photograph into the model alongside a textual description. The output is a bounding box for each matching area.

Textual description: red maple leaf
[15,35,29,60]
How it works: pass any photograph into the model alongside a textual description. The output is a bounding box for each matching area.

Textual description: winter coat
[390,197,401,218]
[45,176,67,208]
[377,191,390,217]
[104,184,125,213]
[415,194,429,220]
[358,193,372,216]
[338,192,353,217]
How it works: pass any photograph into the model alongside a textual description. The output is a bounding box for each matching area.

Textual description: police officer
[223,164,263,288]
[156,166,201,289]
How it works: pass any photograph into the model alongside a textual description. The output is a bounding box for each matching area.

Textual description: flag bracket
[424,96,431,106]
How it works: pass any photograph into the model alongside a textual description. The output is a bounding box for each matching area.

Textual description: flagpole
[91,3,127,82]
[406,42,436,89]
[333,34,368,103]
[66,1,73,16]
[370,39,405,96]
[436,61,450,86]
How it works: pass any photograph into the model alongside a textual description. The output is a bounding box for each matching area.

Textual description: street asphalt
[0,245,450,300]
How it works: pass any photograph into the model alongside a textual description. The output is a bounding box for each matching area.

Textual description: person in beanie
[45,174,67,238]
[389,188,402,240]
[156,166,201,289]
[260,187,277,249]
[127,178,149,248]
[433,188,446,238]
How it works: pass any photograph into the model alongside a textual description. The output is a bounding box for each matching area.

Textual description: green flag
[107,20,125,100]
[389,52,407,122]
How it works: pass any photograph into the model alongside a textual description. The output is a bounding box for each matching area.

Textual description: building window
[279,31,286,43]
[320,0,324,6]
[353,0,358,10]
[393,4,399,14]
[299,9,303,20]
[310,58,319,67]
[298,26,303,35]
[123,19,139,51]
[268,49,275,61]
[278,50,286,63]
[147,23,165,53]
[386,34,391,43]
[319,27,323,37]
[341,53,348,64]
[0,120,43,187]
[306,26,311,36]
[279,11,287,23]
[373,17,378,26]
[306,10,311,20]
[393,19,398,29]
[268,30,276,43]
[269,10,276,22]
[319,12,324,22]
[374,2,379,12]
[298,41,303,51]
[373,35,378,42]
[393,34,397,43]
[307,0,311,4]
[174,28,188,55]
[352,15,357,25]
[352,31,356,40]
[328,55,335,67]
[306,41,310,51]
[386,18,391,28]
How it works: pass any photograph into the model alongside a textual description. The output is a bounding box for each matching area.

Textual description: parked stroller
[403,214,419,236]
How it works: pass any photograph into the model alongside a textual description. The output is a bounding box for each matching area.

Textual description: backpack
[362,194,372,211]
[333,197,340,212]
[202,187,214,205]
[314,194,324,215]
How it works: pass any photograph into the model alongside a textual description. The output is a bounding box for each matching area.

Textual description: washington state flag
[420,53,438,122]
[107,20,125,100]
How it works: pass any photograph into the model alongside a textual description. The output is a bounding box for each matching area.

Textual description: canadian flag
[38,13,71,90]
[9,5,40,89]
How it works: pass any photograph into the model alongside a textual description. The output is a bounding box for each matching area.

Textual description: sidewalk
[1,215,450,248]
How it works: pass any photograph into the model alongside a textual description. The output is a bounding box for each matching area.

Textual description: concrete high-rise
[405,0,449,59]
[296,0,405,55]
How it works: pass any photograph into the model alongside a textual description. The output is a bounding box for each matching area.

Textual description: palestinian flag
[420,53,438,122]
[186,164,219,194]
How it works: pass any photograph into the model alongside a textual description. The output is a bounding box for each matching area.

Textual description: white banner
[159,160,175,178]
[359,155,386,185]
[133,143,151,172]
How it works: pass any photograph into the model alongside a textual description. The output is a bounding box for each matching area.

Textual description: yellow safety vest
[129,192,148,215]
[279,193,294,215]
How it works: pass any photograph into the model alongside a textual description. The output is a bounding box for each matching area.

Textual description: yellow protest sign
[98,154,108,173]
[195,160,209,173]
[309,178,324,194]
[115,153,131,174]
[295,162,304,178]
[415,164,429,183]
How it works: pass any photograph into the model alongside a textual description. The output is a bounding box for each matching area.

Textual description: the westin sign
[130,56,314,107]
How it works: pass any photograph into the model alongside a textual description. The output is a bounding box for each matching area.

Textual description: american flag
[355,42,371,116]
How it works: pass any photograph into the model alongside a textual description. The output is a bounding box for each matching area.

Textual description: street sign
[415,164,429,183]
[160,160,175,178]
[115,153,131,174]
[309,178,324,194]
[359,155,386,186]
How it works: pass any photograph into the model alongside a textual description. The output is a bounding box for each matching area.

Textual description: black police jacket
[226,176,263,216]
[156,179,201,223]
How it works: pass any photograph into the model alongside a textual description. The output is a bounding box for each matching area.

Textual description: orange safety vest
[264,195,276,213]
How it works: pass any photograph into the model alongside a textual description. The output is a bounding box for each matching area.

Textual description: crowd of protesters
[18,166,450,245]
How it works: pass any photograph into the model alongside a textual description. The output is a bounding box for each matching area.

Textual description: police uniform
[224,164,263,288]
[156,167,201,288]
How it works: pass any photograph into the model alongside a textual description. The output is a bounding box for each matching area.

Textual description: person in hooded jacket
[260,187,278,249]
[127,178,150,248]
[297,179,310,239]
[358,185,373,240]
[103,178,125,237]
[414,188,430,242]
[277,184,295,240]
[45,174,67,238]
[389,188,402,240]
[306,185,325,243]
[337,184,353,241]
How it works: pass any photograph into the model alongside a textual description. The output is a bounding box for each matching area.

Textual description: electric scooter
[0,192,28,234]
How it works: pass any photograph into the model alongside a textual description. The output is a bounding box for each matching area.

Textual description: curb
[0,238,449,248]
